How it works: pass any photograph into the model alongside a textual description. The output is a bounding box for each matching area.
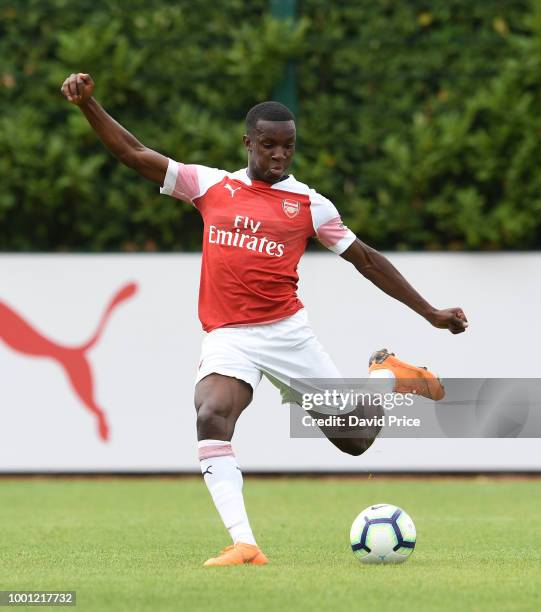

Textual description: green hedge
[0,0,538,251]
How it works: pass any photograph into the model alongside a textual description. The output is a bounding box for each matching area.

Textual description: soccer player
[61,73,468,566]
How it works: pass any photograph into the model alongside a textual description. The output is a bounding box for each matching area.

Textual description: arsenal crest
[282,199,300,219]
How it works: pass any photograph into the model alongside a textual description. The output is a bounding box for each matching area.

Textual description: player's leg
[256,310,384,457]
[195,372,252,441]
[195,374,268,566]
[314,391,386,456]
[312,368,397,456]
[322,348,445,454]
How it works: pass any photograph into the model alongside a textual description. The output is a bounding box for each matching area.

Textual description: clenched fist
[60,73,94,105]
[426,307,469,334]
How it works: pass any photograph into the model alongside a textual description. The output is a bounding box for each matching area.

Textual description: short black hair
[245,101,295,132]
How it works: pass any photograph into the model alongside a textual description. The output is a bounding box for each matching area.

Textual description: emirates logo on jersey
[282,199,300,219]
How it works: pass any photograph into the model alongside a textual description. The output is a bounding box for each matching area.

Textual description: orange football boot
[203,542,269,567]
[368,348,445,400]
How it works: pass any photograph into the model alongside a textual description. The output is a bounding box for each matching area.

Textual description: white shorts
[195,309,343,405]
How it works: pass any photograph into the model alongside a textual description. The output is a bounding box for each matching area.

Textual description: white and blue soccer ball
[350,503,416,564]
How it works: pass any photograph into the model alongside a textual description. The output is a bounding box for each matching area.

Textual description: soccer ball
[350,503,416,564]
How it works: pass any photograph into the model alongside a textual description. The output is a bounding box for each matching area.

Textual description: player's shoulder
[189,164,246,198]
[162,160,251,204]
[279,175,338,217]
[228,168,252,185]
[192,163,228,183]
[270,174,333,204]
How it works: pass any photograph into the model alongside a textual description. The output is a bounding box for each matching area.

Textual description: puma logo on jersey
[224,183,241,198]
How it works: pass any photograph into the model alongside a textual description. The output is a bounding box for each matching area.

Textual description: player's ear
[243,134,252,152]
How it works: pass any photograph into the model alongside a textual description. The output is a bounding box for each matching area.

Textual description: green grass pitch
[1,477,540,611]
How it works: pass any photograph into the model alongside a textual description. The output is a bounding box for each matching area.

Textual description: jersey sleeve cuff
[328,231,356,255]
[159,158,178,196]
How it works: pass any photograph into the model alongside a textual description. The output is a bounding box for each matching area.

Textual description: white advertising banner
[0,253,539,472]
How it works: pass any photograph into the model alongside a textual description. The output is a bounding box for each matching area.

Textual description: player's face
[243,120,296,184]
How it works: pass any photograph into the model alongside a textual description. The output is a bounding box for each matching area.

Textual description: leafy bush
[0,0,538,251]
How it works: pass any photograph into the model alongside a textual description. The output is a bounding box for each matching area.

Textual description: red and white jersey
[160,159,356,332]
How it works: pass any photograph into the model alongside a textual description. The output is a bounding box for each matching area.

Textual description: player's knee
[340,400,382,455]
[196,399,233,434]
[341,440,372,457]
[339,435,378,457]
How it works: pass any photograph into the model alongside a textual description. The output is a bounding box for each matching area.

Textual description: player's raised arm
[341,239,468,334]
[60,73,168,185]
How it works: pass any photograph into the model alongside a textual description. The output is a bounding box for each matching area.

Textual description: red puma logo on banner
[0,282,137,442]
